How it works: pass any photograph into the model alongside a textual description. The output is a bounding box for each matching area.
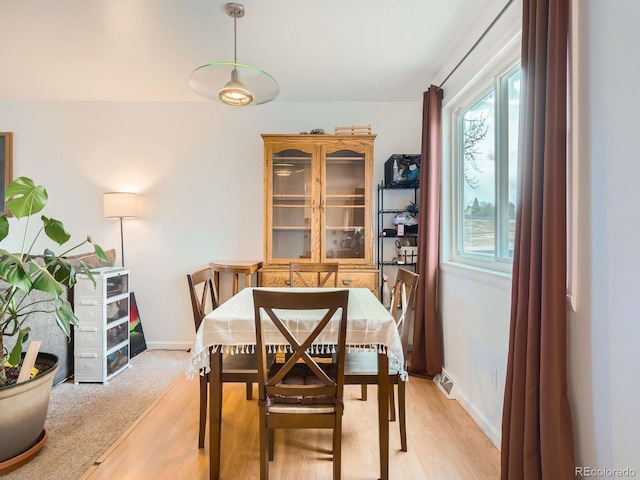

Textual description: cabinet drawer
[259,269,378,297]
[74,276,108,301]
[337,271,378,293]
[75,297,129,326]
[106,322,129,350]
[259,271,290,287]
[75,272,129,301]
[107,346,129,376]
[74,355,105,382]
[75,329,104,353]
[74,304,104,326]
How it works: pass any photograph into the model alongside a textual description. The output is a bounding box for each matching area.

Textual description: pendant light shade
[189,3,279,106]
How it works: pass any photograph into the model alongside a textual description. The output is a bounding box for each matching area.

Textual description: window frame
[449,59,521,274]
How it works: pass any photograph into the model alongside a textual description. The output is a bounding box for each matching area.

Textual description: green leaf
[41,215,71,245]
[89,239,111,264]
[0,252,32,292]
[55,300,78,337]
[43,249,75,286]
[6,177,48,219]
[0,215,8,241]
[6,328,31,366]
[30,262,64,298]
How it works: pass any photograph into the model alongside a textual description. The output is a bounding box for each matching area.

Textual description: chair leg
[389,382,396,422]
[399,378,407,452]
[246,382,253,400]
[259,410,269,480]
[333,414,342,480]
[360,383,367,401]
[268,429,275,461]
[198,375,208,449]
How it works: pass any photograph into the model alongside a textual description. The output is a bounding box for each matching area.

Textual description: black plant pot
[0,352,58,473]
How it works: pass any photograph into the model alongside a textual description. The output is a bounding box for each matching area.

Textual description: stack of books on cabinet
[73,267,130,384]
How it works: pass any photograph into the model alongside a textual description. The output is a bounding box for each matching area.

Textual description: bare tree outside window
[463,116,488,190]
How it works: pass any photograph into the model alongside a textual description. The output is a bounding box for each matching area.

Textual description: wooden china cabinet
[259,134,379,295]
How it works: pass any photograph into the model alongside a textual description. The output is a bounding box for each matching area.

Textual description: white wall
[568,0,640,473]
[0,100,421,349]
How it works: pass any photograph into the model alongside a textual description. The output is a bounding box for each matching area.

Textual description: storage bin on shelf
[396,245,418,265]
[395,238,418,265]
[384,154,421,187]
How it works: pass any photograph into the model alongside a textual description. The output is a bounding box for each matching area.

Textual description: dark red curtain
[409,86,443,379]
[501,0,576,478]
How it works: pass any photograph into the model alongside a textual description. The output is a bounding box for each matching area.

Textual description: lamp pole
[103,192,137,268]
[119,216,125,267]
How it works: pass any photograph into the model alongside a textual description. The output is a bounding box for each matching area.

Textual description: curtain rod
[437,0,516,92]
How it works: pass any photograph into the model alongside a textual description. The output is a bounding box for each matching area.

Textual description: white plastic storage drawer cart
[73,267,131,384]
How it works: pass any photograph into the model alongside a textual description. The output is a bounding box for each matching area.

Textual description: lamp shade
[103,192,137,218]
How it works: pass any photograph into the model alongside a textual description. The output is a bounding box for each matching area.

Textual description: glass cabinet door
[323,148,367,262]
[269,148,315,261]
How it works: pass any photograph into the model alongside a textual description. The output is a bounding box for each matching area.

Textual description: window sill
[440,261,512,291]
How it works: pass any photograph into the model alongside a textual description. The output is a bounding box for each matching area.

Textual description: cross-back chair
[187,267,264,449]
[343,267,419,452]
[288,262,339,287]
[252,289,349,480]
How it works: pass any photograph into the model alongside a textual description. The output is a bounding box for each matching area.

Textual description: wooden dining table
[187,287,405,480]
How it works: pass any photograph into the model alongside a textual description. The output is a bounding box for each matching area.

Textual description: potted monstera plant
[0,177,108,472]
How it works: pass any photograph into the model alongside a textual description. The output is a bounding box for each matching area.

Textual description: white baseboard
[455,388,502,450]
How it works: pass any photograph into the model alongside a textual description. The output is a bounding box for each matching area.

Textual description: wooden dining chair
[252,289,349,480]
[288,262,339,287]
[344,268,419,452]
[187,267,265,449]
[287,262,340,363]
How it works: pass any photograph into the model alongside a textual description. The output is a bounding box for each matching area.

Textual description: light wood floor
[80,373,500,479]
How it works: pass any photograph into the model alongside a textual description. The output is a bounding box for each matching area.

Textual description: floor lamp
[103,192,137,267]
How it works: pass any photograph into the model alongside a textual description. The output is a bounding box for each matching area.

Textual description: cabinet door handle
[285,278,291,286]
[321,200,325,212]
[342,279,352,286]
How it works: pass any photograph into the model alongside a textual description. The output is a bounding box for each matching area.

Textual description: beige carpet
[3,349,190,480]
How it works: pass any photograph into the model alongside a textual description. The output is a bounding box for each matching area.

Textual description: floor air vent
[435,369,456,399]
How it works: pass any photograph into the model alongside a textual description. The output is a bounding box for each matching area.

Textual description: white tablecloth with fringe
[186,287,405,379]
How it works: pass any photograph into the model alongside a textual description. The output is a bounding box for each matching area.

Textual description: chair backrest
[389,268,420,358]
[186,267,220,331]
[252,289,349,405]
[288,262,339,287]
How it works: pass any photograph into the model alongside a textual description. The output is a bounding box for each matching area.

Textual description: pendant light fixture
[189,3,279,106]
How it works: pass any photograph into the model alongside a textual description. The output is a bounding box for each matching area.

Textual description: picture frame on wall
[129,292,147,358]
[1,132,13,215]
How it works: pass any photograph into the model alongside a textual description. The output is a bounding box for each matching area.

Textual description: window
[451,63,520,272]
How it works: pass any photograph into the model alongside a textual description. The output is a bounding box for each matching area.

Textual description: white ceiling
[0,0,510,103]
